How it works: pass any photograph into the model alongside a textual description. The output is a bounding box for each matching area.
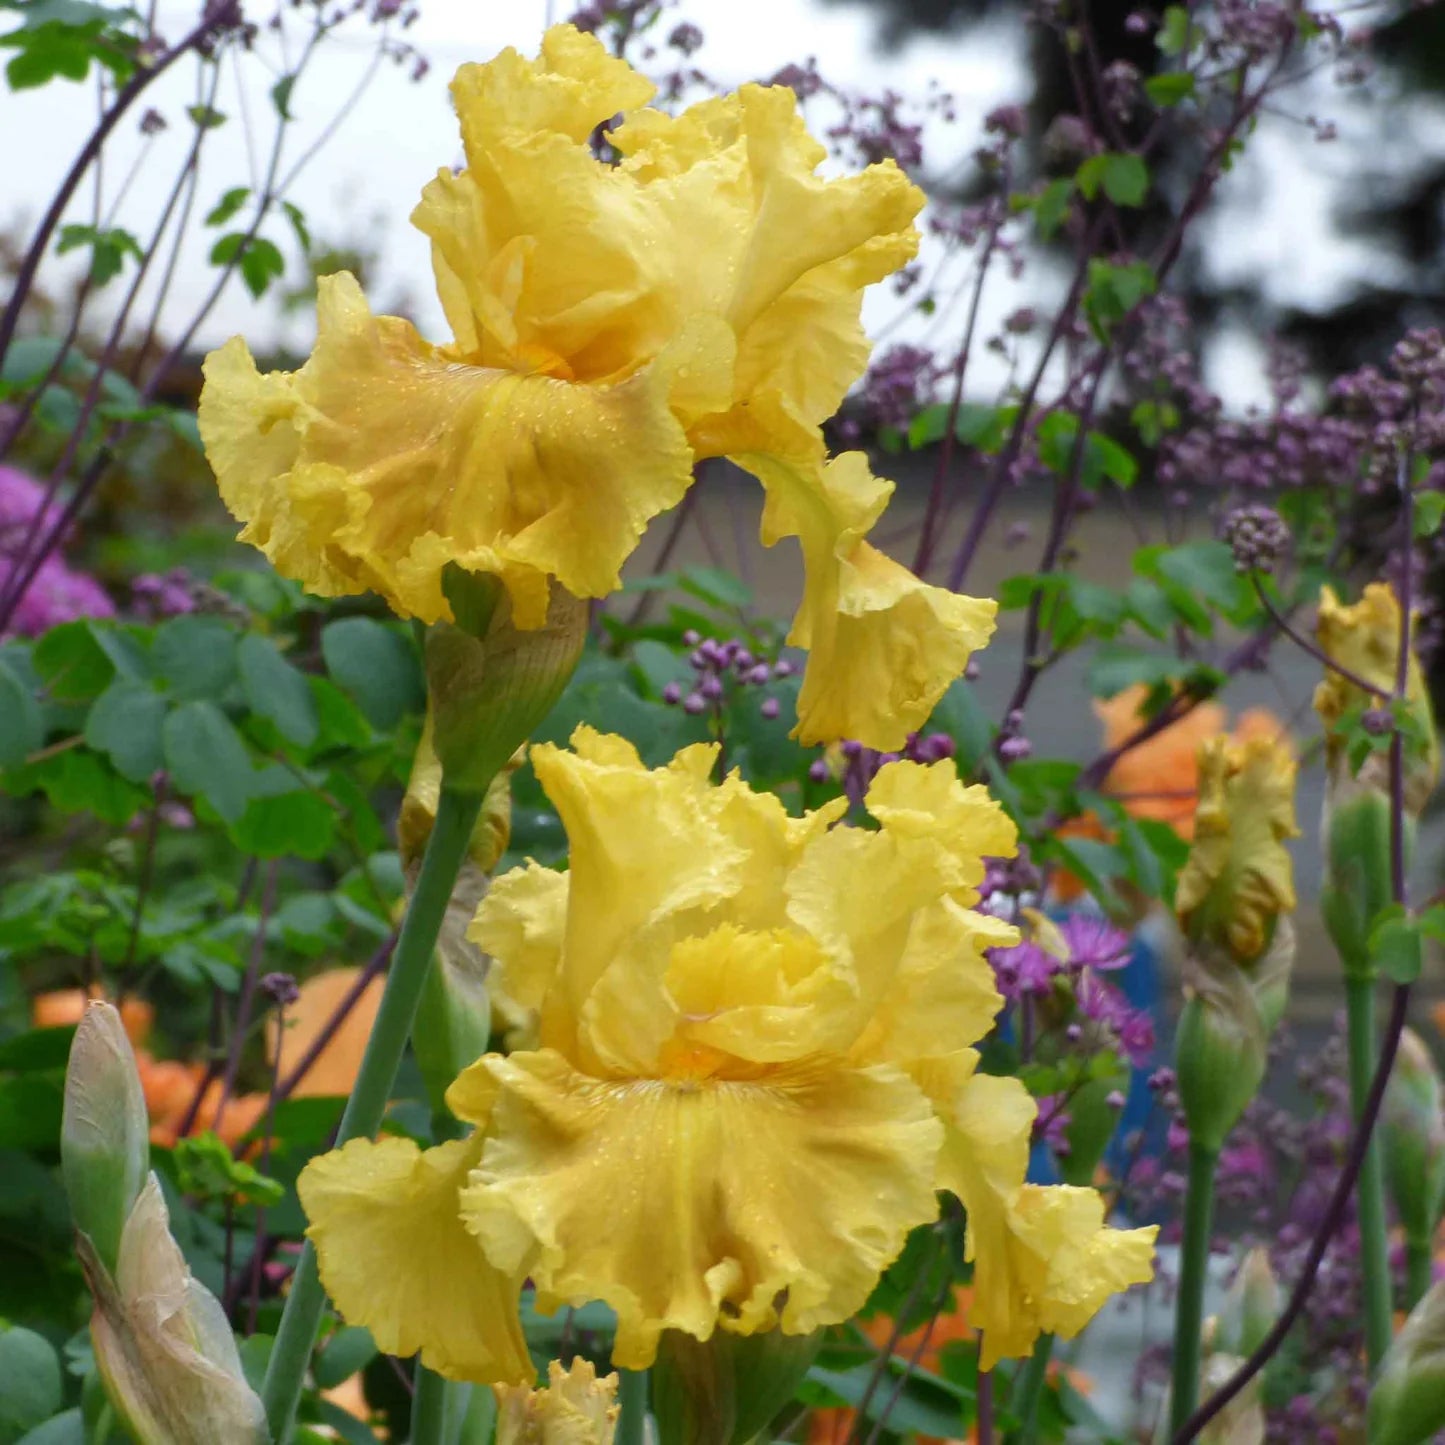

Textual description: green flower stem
[1169,1143,1219,1435]
[412,1367,451,1445]
[617,1369,649,1445]
[260,787,486,1442]
[1008,1333,1054,1445]
[1346,974,1395,1372]
[1407,1240,1433,1312]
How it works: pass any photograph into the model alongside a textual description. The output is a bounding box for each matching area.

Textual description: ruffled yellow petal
[199,272,703,627]
[1175,736,1299,963]
[615,84,922,427]
[461,1050,940,1368]
[527,731,746,1058]
[298,1134,531,1383]
[495,1358,619,1445]
[866,759,1019,904]
[920,1066,1157,1367]
[1000,1184,1159,1347]
[468,860,571,1030]
[847,897,1013,1066]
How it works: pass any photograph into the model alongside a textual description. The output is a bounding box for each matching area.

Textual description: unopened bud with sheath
[426,567,587,797]
[1383,1028,1445,1253]
[62,1001,150,1277]
[651,1328,823,1445]
[1173,736,1299,1152]
[1315,584,1440,978]
[1368,1279,1445,1445]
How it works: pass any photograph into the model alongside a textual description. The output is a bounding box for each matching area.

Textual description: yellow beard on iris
[298,729,1155,1379]
[196,24,997,749]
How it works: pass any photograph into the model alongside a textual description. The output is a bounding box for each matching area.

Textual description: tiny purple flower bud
[999,735,1033,762]
[925,733,955,762]
[772,659,795,678]
[747,663,770,685]
[808,758,829,782]
[1066,1023,1083,1043]
[689,649,709,671]
[1361,706,1393,736]
[683,692,706,715]
[1106,1089,1127,1110]
[841,739,863,759]
[700,675,723,701]
[720,641,741,664]
[682,629,701,646]
[261,972,301,1007]
[735,649,755,669]
[760,697,780,719]
[662,682,682,705]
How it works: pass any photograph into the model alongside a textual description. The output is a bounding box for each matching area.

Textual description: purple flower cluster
[808,730,956,809]
[132,567,200,620]
[660,630,791,721]
[0,465,113,636]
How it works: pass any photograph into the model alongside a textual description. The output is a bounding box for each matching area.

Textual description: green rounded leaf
[153,615,238,701]
[0,658,43,769]
[162,700,254,822]
[237,633,318,748]
[84,679,166,782]
[0,1326,63,1442]
[320,618,423,732]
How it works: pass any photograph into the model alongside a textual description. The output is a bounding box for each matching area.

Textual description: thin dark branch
[1174,985,1411,1441]
[0,7,233,369]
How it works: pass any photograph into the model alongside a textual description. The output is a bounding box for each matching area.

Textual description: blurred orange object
[1094,686,1286,838]
[32,969,379,1153]
[267,967,383,1098]
[32,986,153,1046]
[806,1305,979,1445]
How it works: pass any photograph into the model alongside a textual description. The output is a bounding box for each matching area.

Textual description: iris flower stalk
[1315,582,1440,1372]
[1168,735,1299,1432]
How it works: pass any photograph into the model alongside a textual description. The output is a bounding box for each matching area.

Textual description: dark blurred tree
[821,0,1445,378]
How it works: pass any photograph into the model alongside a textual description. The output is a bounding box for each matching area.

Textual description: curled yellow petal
[1175,735,1299,963]
[298,1134,531,1383]
[732,449,996,749]
[461,1049,940,1368]
[199,273,700,627]
[923,1065,1157,1367]
[494,1358,619,1445]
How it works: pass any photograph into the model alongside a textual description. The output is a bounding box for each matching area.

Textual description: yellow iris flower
[1314,582,1440,813]
[298,730,1155,1378]
[197,24,995,749]
[1175,735,1299,964]
[495,1359,618,1445]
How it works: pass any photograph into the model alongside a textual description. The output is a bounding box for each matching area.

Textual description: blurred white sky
[2,0,1440,411]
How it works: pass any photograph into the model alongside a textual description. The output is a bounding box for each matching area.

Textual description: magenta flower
[1059,912,1133,972]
